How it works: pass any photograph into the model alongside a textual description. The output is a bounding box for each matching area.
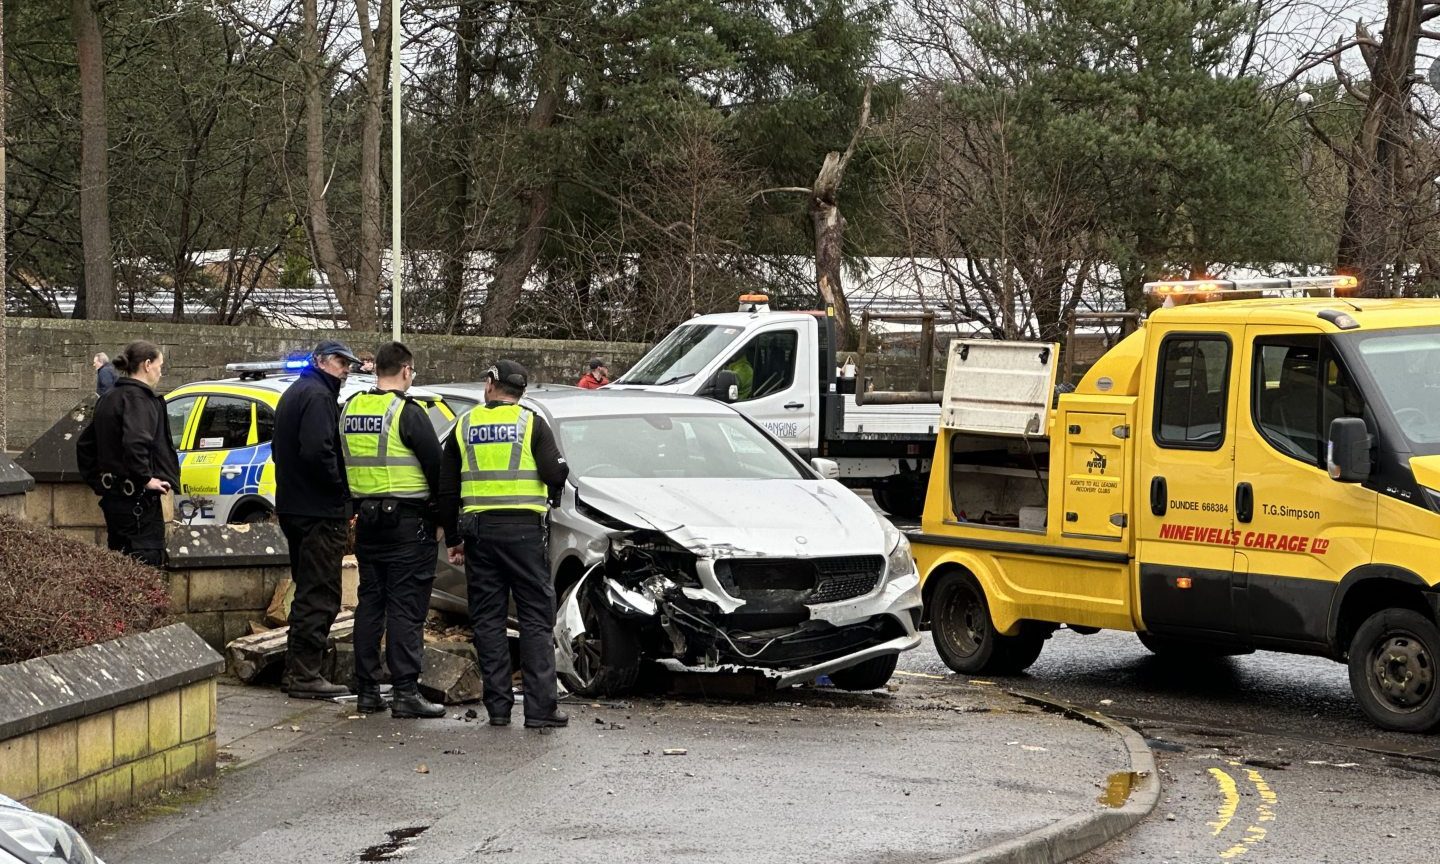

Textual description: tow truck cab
[609,295,941,516]
[910,276,1440,732]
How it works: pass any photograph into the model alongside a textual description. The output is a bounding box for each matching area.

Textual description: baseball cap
[587,357,606,369]
[313,340,361,364]
[485,359,529,389]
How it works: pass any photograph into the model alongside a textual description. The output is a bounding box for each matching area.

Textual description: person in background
[94,353,117,398]
[576,358,609,389]
[76,341,180,566]
[341,341,445,719]
[440,360,570,729]
[272,340,360,700]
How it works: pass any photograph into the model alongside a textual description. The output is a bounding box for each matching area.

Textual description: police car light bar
[1144,275,1358,297]
[225,359,311,380]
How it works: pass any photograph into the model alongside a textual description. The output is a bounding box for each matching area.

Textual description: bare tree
[354,0,392,328]
[2,0,8,447]
[71,0,116,320]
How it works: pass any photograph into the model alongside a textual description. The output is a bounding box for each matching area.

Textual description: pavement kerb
[931,688,1160,864]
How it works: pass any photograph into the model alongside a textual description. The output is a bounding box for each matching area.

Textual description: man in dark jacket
[93,353,118,398]
[77,342,181,566]
[273,340,360,699]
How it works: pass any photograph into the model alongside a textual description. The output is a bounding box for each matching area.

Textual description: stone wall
[4,316,648,451]
[0,625,224,826]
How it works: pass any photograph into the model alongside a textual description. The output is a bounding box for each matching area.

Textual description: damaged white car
[532,389,922,696]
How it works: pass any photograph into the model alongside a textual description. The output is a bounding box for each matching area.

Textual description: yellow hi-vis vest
[456,403,547,514]
[340,391,428,499]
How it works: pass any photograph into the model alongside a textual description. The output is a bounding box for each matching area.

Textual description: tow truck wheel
[1348,608,1440,733]
[828,653,899,691]
[561,584,641,699]
[931,573,1045,675]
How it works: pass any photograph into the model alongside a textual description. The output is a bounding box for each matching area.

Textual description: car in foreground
[0,794,103,864]
[164,361,455,524]
[516,389,922,694]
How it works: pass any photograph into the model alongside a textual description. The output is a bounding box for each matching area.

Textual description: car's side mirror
[1327,417,1371,482]
[711,370,740,403]
[810,457,840,480]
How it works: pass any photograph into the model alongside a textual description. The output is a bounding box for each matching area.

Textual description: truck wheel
[560,584,642,698]
[874,474,926,520]
[931,573,1045,675]
[828,654,899,690]
[1137,632,1252,659]
[1347,608,1440,733]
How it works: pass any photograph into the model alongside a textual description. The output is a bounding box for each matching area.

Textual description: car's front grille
[717,555,885,604]
[811,556,885,603]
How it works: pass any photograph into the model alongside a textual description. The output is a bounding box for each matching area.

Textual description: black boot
[524,711,569,729]
[391,685,445,719]
[288,675,351,700]
[356,683,387,714]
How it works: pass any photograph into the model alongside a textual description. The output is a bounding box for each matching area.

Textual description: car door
[1233,326,1377,647]
[1135,329,1243,640]
[712,325,818,449]
[183,395,269,523]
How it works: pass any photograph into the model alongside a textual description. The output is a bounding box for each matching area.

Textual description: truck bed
[840,396,942,436]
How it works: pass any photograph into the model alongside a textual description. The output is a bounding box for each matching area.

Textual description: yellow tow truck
[910,275,1440,732]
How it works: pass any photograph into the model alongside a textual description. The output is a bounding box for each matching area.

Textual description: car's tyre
[1347,608,1440,733]
[1137,632,1252,659]
[560,582,642,698]
[874,474,926,520]
[930,572,1045,675]
[828,653,899,691]
[234,506,273,524]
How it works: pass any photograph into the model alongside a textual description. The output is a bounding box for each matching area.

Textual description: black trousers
[464,517,559,719]
[100,492,166,567]
[354,505,437,689]
[280,515,348,681]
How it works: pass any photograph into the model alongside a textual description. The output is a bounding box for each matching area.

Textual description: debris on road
[417,645,483,705]
[662,748,688,756]
[415,764,430,775]
[226,611,356,683]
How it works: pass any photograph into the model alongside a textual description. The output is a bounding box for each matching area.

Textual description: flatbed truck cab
[910,276,1440,732]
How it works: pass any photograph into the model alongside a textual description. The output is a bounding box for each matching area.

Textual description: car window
[193,396,256,450]
[718,329,799,401]
[557,414,803,480]
[1253,336,1365,466]
[1154,335,1230,450]
[166,395,200,451]
[618,324,744,386]
[254,402,276,445]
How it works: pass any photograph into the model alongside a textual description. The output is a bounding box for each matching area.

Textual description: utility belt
[98,473,148,499]
[355,497,433,540]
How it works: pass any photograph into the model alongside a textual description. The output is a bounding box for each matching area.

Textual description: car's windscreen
[557,414,805,480]
[1353,329,1440,449]
[615,325,742,386]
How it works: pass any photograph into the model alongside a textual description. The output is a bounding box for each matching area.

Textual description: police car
[165,359,455,524]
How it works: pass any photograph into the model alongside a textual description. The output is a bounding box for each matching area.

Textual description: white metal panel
[941,340,1059,436]
[840,397,942,435]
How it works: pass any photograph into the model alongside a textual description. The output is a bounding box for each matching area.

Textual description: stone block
[195,735,217,782]
[57,776,97,826]
[0,733,39,800]
[112,701,149,763]
[23,485,53,526]
[131,752,167,801]
[179,681,214,744]
[164,742,201,788]
[57,527,105,546]
[76,712,114,778]
[93,763,133,819]
[176,612,225,651]
[148,691,182,754]
[187,568,268,612]
[221,612,259,647]
[36,721,78,794]
[418,645,483,705]
[25,791,59,819]
[166,570,190,612]
[0,494,27,518]
[52,484,105,529]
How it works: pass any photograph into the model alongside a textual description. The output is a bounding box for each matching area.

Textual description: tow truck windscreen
[616,324,742,386]
[1351,328,1440,450]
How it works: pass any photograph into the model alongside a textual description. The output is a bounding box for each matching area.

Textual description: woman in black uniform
[76,340,181,566]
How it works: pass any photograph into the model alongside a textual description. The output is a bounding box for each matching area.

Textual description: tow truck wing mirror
[810,457,840,480]
[1327,417,1371,483]
[711,370,740,404]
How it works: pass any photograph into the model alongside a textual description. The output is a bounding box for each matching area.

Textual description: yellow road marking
[1215,767,1279,860]
[1207,768,1240,836]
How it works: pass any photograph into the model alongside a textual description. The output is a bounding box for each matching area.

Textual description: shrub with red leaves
[0,515,171,664]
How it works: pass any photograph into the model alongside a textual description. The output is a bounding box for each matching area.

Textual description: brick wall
[0,681,217,825]
[4,317,648,451]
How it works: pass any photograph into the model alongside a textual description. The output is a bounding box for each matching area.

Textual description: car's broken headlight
[0,801,102,864]
[882,518,917,579]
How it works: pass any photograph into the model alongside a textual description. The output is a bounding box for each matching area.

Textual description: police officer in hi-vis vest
[341,342,446,719]
[439,360,570,728]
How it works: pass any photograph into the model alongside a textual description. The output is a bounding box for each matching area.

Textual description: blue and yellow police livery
[165,361,454,524]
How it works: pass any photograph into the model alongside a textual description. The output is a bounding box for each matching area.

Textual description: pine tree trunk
[1,0,8,449]
[71,0,115,320]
